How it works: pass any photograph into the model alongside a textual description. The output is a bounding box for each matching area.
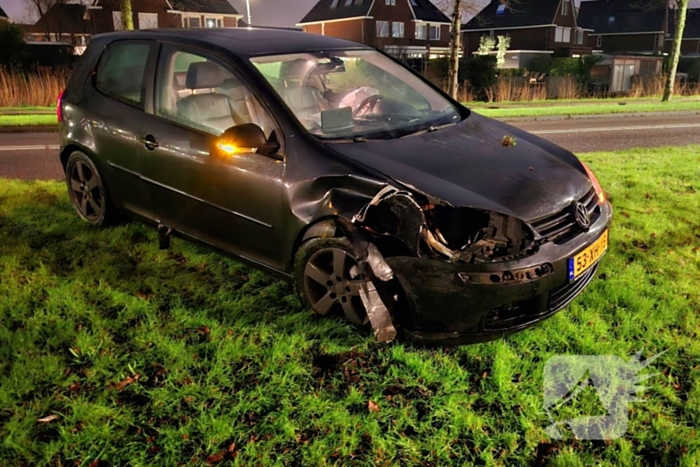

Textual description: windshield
[250,50,464,140]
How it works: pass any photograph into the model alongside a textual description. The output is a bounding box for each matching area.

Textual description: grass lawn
[1,146,699,466]
[0,114,58,127]
[473,100,700,119]
[0,106,56,113]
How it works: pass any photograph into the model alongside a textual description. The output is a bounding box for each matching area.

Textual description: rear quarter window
[95,41,151,109]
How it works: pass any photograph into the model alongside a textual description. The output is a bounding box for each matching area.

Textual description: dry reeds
[0,67,69,107]
[490,77,548,102]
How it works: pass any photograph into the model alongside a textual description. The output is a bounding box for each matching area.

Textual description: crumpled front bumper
[385,202,613,345]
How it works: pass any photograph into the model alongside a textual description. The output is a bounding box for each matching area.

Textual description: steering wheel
[352,94,384,118]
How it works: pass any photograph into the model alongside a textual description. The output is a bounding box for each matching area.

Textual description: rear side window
[95,41,151,109]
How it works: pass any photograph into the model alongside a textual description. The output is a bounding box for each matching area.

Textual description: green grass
[466,96,700,108]
[0,106,56,112]
[473,100,700,119]
[0,114,57,127]
[1,146,700,466]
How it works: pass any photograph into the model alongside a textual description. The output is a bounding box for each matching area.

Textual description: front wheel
[294,237,370,325]
[65,151,117,227]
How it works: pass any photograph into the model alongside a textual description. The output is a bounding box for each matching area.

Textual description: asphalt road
[2,113,700,180]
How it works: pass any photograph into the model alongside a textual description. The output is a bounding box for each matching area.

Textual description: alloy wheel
[303,247,369,325]
[68,159,103,221]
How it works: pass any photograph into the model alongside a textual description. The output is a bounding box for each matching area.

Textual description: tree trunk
[662,0,688,102]
[446,0,462,100]
[121,0,134,31]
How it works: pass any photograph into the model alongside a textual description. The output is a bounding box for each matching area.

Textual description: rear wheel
[294,237,369,325]
[65,151,117,227]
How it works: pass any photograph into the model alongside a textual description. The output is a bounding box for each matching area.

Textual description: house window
[376,21,389,38]
[561,0,568,16]
[576,29,584,45]
[112,11,123,31]
[596,36,602,48]
[137,12,158,29]
[186,17,201,28]
[344,0,353,6]
[386,0,396,5]
[392,21,404,38]
[608,16,615,24]
[330,0,339,7]
[204,17,222,28]
[429,25,440,40]
[496,4,506,15]
[555,27,571,43]
[416,23,427,39]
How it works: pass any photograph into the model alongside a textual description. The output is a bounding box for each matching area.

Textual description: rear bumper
[386,201,613,345]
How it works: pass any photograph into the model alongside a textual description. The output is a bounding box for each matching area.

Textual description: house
[668,8,700,56]
[24,0,242,49]
[577,0,668,55]
[0,5,9,22]
[462,0,593,68]
[297,0,452,59]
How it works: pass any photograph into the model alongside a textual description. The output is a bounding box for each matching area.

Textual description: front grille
[530,187,600,243]
[549,263,599,312]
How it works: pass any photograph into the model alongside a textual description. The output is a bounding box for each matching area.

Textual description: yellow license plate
[568,230,609,280]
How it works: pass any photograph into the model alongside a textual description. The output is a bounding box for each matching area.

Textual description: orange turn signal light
[582,162,605,204]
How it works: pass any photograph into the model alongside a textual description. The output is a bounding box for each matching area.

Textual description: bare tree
[121,0,134,30]
[663,0,689,102]
[27,0,65,40]
[440,0,513,99]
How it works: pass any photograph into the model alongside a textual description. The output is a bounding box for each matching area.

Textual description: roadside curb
[495,110,700,122]
[0,126,59,133]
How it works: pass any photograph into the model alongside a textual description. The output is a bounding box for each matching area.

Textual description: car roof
[93,27,371,57]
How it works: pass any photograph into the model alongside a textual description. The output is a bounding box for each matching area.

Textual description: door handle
[140,134,158,151]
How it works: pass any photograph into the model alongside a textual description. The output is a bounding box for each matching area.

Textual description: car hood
[326,113,592,222]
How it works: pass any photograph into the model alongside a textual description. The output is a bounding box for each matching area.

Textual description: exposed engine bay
[353,186,538,264]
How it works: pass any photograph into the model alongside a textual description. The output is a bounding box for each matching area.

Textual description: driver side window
[155,45,276,138]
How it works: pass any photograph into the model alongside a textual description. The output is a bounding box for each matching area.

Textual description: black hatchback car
[58,28,611,344]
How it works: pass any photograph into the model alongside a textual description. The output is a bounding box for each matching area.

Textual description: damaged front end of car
[334,182,610,345]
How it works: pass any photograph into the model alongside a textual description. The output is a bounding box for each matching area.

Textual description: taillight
[57,90,65,122]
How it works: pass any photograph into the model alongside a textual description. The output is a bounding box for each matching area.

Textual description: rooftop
[463,0,563,31]
[578,0,667,35]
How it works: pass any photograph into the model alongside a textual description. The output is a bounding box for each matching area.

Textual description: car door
[88,39,157,219]
[138,44,286,270]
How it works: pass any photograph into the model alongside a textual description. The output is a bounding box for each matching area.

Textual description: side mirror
[215,123,280,158]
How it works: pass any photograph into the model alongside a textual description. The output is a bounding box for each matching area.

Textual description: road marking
[0,145,60,152]
[531,123,700,135]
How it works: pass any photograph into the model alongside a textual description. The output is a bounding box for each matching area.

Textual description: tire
[65,151,118,227]
[294,237,370,326]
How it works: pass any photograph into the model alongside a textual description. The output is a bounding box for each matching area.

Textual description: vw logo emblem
[573,202,591,230]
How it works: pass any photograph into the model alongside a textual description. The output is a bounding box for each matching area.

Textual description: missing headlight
[423,207,537,263]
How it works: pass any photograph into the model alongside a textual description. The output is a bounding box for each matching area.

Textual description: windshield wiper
[400,122,457,138]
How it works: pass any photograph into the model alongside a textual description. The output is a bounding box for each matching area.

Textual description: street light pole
[246,0,251,26]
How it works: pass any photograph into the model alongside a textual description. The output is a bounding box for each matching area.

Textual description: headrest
[186,61,223,90]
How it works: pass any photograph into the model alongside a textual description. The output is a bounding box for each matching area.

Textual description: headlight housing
[423,206,537,263]
[582,162,605,204]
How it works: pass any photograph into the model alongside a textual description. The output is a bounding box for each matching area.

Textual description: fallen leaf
[368,400,381,413]
[206,449,227,465]
[113,374,141,391]
[37,414,58,423]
